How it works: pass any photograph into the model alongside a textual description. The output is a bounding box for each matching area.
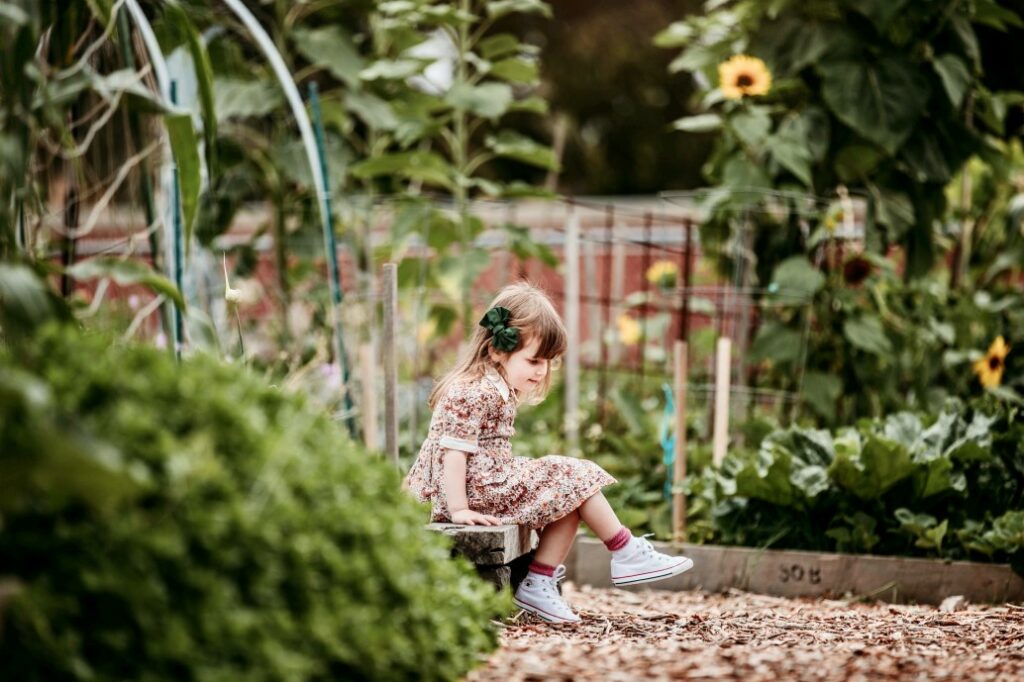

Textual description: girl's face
[496,336,550,397]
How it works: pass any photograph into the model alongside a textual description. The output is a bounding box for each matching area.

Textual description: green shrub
[0,325,506,681]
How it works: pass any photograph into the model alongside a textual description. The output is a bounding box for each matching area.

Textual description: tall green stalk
[116,7,173,350]
[454,0,472,337]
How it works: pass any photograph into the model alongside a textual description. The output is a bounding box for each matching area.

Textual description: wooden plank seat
[427,523,538,590]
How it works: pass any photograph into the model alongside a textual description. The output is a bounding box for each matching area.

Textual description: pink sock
[528,560,556,577]
[604,526,632,552]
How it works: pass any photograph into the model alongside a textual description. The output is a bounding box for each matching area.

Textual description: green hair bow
[478,306,520,352]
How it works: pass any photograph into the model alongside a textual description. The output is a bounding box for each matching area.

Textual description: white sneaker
[513,565,580,623]
[610,535,694,587]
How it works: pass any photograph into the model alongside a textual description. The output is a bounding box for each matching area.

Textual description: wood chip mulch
[467,583,1024,681]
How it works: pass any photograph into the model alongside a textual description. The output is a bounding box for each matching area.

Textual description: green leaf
[790,464,830,500]
[872,187,915,237]
[852,0,912,30]
[212,78,282,120]
[669,42,728,74]
[835,144,885,183]
[345,90,399,131]
[982,510,1024,553]
[972,0,1024,30]
[842,314,892,355]
[817,55,931,154]
[508,95,549,114]
[66,258,185,310]
[733,443,799,507]
[488,57,539,84]
[350,151,454,190]
[479,33,521,59]
[801,372,842,422]
[164,2,217,175]
[749,322,804,365]
[274,134,351,191]
[360,59,424,81]
[753,17,844,76]
[164,112,201,253]
[485,130,557,169]
[486,0,552,20]
[720,153,771,188]
[771,256,825,301]
[672,113,722,133]
[830,431,915,500]
[292,26,365,89]
[436,249,492,302]
[0,3,30,25]
[0,263,56,334]
[444,82,513,119]
[730,106,772,150]
[767,134,813,186]
[933,54,971,109]
[653,21,696,49]
[950,15,981,69]
[900,118,978,184]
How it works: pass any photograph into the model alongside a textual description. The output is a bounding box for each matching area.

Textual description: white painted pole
[383,263,399,468]
[564,204,581,457]
[712,337,732,467]
[673,340,689,544]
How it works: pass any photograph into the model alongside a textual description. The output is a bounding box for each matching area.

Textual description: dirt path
[468,583,1024,681]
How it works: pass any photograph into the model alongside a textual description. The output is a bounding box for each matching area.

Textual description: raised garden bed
[566,537,1024,605]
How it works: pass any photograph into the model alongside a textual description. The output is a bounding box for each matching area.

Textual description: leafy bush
[0,325,505,681]
[685,399,1024,574]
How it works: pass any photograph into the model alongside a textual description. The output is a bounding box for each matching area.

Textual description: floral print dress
[404,368,616,529]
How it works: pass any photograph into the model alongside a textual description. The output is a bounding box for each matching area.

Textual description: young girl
[404,283,693,623]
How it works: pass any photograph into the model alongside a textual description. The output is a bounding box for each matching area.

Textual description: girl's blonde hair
[428,282,567,408]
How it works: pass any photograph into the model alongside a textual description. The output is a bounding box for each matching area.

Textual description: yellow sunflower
[973,336,1011,388]
[718,55,772,100]
[617,314,642,346]
[646,260,680,290]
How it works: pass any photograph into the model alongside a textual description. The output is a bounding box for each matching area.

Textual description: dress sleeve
[437,381,490,454]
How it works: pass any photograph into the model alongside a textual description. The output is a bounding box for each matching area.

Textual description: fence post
[673,339,688,544]
[564,202,581,457]
[712,337,732,466]
[383,263,399,468]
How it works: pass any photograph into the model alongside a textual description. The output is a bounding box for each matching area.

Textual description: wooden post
[382,263,399,468]
[360,342,378,452]
[609,218,626,365]
[582,224,601,365]
[564,203,581,457]
[712,337,732,467]
[672,340,688,545]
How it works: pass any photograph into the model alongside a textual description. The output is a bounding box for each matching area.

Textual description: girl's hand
[450,508,502,526]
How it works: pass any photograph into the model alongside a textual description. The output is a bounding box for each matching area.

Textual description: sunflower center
[989,356,1003,371]
[736,73,754,88]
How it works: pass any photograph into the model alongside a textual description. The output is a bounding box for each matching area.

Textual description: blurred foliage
[0,318,506,680]
[749,246,1024,426]
[662,0,1024,279]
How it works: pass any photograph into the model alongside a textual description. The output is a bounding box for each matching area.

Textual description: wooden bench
[427,523,538,590]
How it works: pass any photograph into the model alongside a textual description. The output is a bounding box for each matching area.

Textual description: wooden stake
[360,342,378,453]
[564,204,581,457]
[583,227,601,365]
[609,220,626,365]
[383,263,399,468]
[712,337,732,467]
[672,340,689,545]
